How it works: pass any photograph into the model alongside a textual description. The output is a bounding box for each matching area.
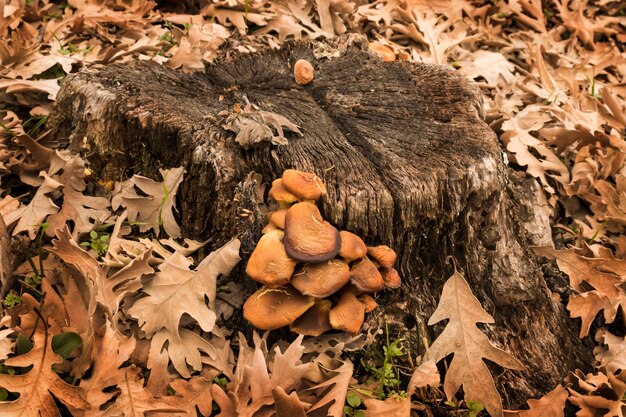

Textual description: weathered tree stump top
[48,39,592,408]
[53,40,497,243]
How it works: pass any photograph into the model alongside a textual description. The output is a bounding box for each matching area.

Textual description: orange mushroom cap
[294,59,314,85]
[243,286,314,330]
[290,299,332,336]
[291,259,351,298]
[367,245,397,269]
[281,169,327,201]
[381,268,402,289]
[270,209,288,229]
[269,179,299,206]
[284,202,341,263]
[339,231,367,262]
[329,290,365,334]
[359,294,378,313]
[350,257,385,293]
[246,230,297,287]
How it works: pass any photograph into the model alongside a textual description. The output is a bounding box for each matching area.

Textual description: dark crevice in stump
[47,38,593,408]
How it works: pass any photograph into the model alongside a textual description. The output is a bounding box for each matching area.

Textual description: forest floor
[0,1,625,416]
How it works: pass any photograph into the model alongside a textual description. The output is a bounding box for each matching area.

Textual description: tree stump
[46,38,593,408]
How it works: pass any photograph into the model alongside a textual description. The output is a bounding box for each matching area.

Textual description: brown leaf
[96,366,187,417]
[0,295,90,417]
[80,324,136,410]
[566,368,626,417]
[273,386,308,417]
[533,246,625,337]
[504,385,568,417]
[595,330,626,374]
[407,359,440,395]
[112,167,185,237]
[46,156,110,238]
[223,104,302,150]
[425,267,524,417]
[12,171,62,238]
[128,239,240,340]
[50,227,154,316]
[363,394,411,417]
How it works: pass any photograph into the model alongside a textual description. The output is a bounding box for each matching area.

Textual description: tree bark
[47,38,593,408]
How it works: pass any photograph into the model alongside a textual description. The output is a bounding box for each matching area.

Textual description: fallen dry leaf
[112,167,185,238]
[128,239,240,341]
[425,267,525,417]
[533,246,626,337]
[595,330,626,374]
[407,359,440,394]
[504,385,568,417]
[0,295,90,417]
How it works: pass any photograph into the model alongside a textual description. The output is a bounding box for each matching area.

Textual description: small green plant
[444,400,485,417]
[361,324,408,400]
[80,230,110,257]
[344,392,365,417]
[2,291,21,308]
[213,375,228,388]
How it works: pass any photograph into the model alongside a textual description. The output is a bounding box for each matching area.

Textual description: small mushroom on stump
[294,59,314,85]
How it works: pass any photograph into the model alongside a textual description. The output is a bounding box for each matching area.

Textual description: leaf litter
[0,0,624,416]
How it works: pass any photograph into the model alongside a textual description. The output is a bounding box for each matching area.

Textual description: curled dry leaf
[363,394,411,417]
[566,368,626,417]
[407,359,440,395]
[595,330,626,374]
[223,103,303,149]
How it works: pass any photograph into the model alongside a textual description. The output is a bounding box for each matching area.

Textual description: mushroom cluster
[243,170,401,336]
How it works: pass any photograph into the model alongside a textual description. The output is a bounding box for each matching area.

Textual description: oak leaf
[80,324,137,410]
[12,171,62,238]
[223,104,302,149]
[407,359,440,394]
[503,385,568,417]
[595,330,626,374]
[533,246,625,337]
[112,167,185,238]
[0,295,90,417]
[46,156,110,238]
[128,239,240,341]
[425,267,524,417]
[566,368,626,417]
[96,365,187,417]
[50,227,154,316]
[363,394,411,417]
